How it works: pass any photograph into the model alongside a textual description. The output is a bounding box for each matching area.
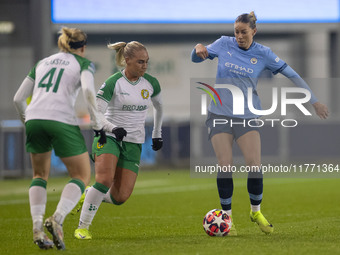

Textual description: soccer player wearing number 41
[13,27,107,250]
[74,41,163,240]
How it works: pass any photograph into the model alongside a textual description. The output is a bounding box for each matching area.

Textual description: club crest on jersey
[250,58,258,64]
[141,89,149,99]
[97,142,104,149]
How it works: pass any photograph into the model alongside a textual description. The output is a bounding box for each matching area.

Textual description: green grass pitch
[0,169,339,255]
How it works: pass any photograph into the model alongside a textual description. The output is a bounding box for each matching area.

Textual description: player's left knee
[245,159,260,168]
[113,193,131,205]
[113,200,125,206]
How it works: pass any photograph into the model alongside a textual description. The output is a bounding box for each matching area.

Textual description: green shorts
[25,119,87,158]
[92,136,142,174]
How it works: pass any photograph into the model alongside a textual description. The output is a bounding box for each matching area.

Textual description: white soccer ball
[203,209,232,236]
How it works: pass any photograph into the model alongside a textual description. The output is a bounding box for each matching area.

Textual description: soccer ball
[203,209,232,236]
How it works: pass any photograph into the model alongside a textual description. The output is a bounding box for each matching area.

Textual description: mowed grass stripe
[0,170,339,255]
[0,177,332,205]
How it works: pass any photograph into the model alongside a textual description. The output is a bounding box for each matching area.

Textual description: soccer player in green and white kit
[74,41,163,240]
[13,27,106,250]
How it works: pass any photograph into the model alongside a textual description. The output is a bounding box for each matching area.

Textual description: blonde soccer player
[73,41,163,240]
[13,27,106,250]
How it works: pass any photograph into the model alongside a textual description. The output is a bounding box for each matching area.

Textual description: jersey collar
[238,41,255,51]
[121,69,141,85]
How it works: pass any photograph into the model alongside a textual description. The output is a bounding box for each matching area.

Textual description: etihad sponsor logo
[225,62,253,74]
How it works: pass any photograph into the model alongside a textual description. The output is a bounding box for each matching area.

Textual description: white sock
[78,186,106,229]
[29,186,47,231]
[225,209,232,216]
[102,189,114,204]
[251,204,261,212]
[53,182,82,225]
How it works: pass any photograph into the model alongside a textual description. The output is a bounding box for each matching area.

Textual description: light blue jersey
[192,36,317,118]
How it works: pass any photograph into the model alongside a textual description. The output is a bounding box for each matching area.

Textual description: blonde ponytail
[108,42,127,67]
[58,27,87,53]
[108,41,147,67]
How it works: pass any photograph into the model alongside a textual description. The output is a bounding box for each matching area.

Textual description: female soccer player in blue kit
[191,12,329,235]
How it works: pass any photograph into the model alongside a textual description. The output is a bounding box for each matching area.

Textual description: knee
[95,175,113,188]
[98,178,113,188]
[215,151,232,167]
[217,158,233,167]
[95,169,114,188]
[245,159,261,168]
[112,191,132,205]
[243,150,261,168]
[70,171,91,186]
[112,197,127,206]
[113,199,125,206]
[117,193,131,204]
[32,168,49,180]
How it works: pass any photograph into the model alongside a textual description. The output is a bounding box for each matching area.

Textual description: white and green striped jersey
[97,70,161,144]
[25,52,95,125]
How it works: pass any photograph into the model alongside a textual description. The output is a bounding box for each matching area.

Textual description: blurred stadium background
[1,0,340,178]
